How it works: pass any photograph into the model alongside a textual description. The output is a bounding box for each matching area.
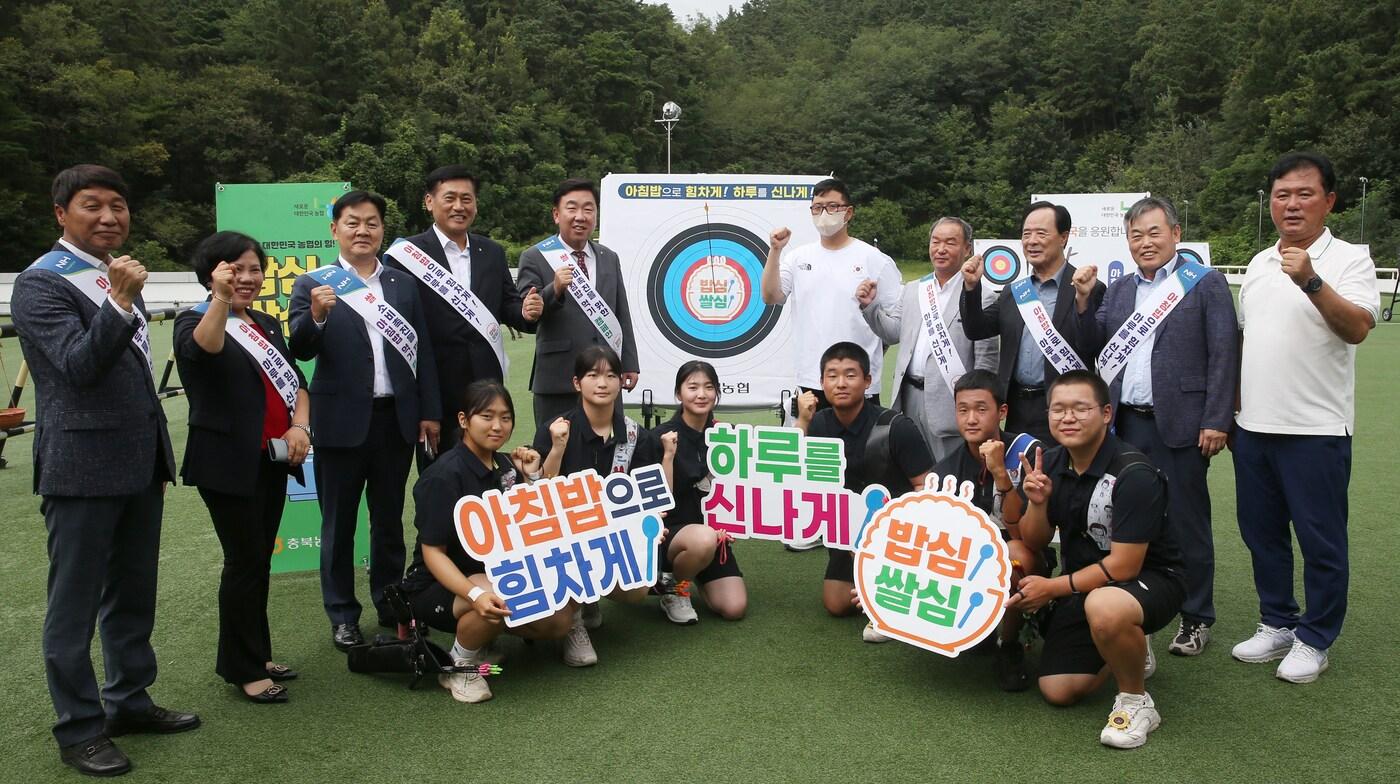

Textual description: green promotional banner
[215,181,368,574]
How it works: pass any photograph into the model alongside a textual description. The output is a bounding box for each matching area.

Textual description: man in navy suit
[13,165,197,776]
[289,190,442,651]
[1075,196,1239,657]
[384,165,543,457]
[961,201,1105,443]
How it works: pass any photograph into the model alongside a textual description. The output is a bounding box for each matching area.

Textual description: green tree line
[2,0,1396,271]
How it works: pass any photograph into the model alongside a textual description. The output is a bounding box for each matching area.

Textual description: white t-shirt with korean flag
[779,238,901,393]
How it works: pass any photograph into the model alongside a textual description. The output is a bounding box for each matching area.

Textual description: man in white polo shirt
[1231,152,1378,683]
[761,177,902,412]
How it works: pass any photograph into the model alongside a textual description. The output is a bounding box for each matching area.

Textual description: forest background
[2,0,1396,271]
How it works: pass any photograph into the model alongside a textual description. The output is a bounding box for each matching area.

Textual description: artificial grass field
[1,303,1397,783]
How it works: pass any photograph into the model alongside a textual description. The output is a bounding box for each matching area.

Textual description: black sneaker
[332,622,364,651]
[994,640,1030,692]
[1168,619,1211,656]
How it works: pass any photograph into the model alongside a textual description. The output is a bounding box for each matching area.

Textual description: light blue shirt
[1013,263,1070,387]
[1119,256,1181,406]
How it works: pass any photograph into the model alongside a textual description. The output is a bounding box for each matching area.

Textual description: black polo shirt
[807,403,932,496]
[1035,434,1182,576]
[402,443,517,592]
[533,405,661,476]
[652,411,711,526]
[932,431,1026,520]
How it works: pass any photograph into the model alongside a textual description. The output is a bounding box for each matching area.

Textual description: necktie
[572,249,589,279]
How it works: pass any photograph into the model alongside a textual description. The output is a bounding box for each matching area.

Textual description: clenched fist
[769,227,791,253]
[1071,265,1098,312]
[549,416,571,445]
[107,255,148,310]
[522,286,543,322]
[855,278,878,307]
[553,265,575,298]
[310,284,338,322]
[961,254,984,291]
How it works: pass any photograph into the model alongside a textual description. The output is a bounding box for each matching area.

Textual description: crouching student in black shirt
[796,342,933,640]
[650,361,748,625]
[534,346,662,666]
[930,369,1050,692]
[400,380,575,704]
[1009,370,1185,749]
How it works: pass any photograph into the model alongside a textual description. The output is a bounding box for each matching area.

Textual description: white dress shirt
[1118,257,1179,406]
[432,224,472,289]
[337,256,394,397]
[559,234,596,277]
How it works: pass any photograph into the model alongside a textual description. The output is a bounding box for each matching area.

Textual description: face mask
[813,210,847,238]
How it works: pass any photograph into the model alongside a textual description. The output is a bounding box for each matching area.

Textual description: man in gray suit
[857,217,999,461]
[516,178,639,430]
[12,165,198,777]
[1074,196,1239,657]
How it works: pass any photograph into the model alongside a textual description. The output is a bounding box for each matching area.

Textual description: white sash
[1096,259,1210,384]
[386,238,508,376]
[192,302,299,411]
[29,250,153,374]
[1010,277,1085,375]
[916,276,967,392]
[535,236,624,355]
[305,265,418,375]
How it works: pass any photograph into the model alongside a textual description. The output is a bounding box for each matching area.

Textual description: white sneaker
[659,577,699,625]
[1100,692,1161,749]
[563,617,598,667]
[581,601,603,630]
[1143,633,1156,679]
[862,621,891,643]
[1231,623,1296,663]
[1275,639,1329,683]
[439,658,493,703]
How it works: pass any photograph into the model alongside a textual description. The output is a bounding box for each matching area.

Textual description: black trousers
[198,456,287,684]
[1005,384,1051,443]
[1117,408,1216,625]
[314,400,413,627]
[41,477,163,746]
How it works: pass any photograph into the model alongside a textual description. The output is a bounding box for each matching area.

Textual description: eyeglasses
[1048,404,1103,420]
[809,203,851,215]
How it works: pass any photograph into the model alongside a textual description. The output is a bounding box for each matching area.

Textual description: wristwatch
[1301,274,1324,294]
[291,423,312,436]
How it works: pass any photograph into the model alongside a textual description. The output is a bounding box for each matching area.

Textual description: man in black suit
[515,178,640,430]
[12,165,198,777]
[960,201,1105,442]
[384,165,543,457]
[289,190,442,651]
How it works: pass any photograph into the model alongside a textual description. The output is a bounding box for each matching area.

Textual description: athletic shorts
[825,547,854,583]
[660,521,743,582]
[1039,568,1186,676]
[405,581,460,635]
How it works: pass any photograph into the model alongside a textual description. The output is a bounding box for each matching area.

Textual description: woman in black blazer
[174,231,311,703]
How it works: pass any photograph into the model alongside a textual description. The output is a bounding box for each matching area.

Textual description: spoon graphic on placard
[956,591,985,629]
[641,514,662,581]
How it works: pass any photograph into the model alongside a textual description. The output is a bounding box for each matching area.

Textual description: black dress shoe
[332,622,364,651]
[242,683,290,704]
[59,735,130,777]
[105,706,201,737]
[265,663,299,681]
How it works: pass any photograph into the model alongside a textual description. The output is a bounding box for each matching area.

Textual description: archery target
[982,245,1022,285]
[1177,247,1205,267]
[645,222,782,357]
